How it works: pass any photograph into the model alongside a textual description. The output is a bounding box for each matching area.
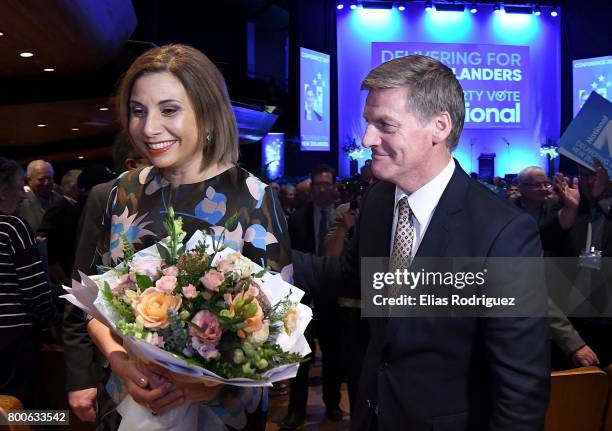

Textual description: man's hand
[68,388,97,422]
[571,345,600,367]
[553,172,580,210]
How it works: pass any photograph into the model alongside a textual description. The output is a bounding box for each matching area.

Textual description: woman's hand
[109,351,183,413]
[140,361,223,414]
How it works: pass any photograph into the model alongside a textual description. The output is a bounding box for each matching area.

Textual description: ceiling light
[550,8,558,17]
[20,52,34,58]
[71,128,80,131]
[397,3,406,11]
[336,1,344,9]
[43,68,54,72]
[425,1,433,12]
[99,107,109,111]
[349,1,358,10]
[0,32,4,36]
[37,124,46,127]
[494,3,502,13]
[470,2,477,13]
[78,156,84,160]
[534,5,541,15]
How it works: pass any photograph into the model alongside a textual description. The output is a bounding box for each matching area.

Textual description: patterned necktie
[389,196,414,296]
[317,207,329,256]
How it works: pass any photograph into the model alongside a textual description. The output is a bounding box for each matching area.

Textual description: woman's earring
[206,133,212,143]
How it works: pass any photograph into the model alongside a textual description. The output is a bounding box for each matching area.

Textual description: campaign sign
[559,92,612,176]
[371,42,530,129]
[573,55,612,118]
[300,47,330,151]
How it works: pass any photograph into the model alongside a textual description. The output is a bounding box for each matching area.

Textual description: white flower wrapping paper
[62,230,312,431]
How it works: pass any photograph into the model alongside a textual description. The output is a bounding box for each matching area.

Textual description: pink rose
[190,310,222,345]
[182,284,197,299]
[129,255,163,280]
[163,265,179,276]
[155,275,177,293]
[200,269,225,292]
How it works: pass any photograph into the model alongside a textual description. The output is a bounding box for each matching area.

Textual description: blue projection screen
[336,4,560,177]
[300,47,330,151]
[573,55,612,117]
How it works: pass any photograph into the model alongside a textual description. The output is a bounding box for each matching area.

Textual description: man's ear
[431,111,452,145]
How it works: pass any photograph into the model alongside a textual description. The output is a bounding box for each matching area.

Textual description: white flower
[228,252,253,278]
[248,320,270,345]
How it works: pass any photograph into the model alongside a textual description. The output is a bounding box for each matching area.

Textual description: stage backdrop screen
[337,4,561,177]
[300,47,330,151]
[573,55,612,117]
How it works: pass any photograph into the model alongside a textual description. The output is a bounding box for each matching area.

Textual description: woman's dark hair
[0,157,24,187]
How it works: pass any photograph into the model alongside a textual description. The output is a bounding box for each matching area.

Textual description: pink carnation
[155,275,177,293]
[182,284,197,299]
[163,265,179,276]
[200,269,225,292]
[190,310,222,345]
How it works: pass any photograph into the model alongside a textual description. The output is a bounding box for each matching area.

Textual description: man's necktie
[317,207,329,256]
[389,196,414,296]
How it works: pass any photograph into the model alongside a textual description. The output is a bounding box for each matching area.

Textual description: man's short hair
[310,164,337,182]
[517,166,546,185]
[361,54,465,150]
[26,160,53,180]
[61,169,82,193]
[111,131,142,174]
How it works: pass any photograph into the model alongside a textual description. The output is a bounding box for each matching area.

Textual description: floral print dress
[100,165,292,430]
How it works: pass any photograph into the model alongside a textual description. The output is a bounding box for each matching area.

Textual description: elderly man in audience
[546,159,612,369]
[15,159,63,233]
[514,165,600,368]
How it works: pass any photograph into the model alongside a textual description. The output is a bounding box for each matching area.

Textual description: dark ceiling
[0,0,290,169]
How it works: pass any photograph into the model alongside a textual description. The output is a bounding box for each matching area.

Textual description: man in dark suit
[294,55,549,430]
[62,133,148,425]
[281,164,344,429]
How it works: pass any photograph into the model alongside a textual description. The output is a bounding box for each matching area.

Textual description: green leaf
[156,243,172,263]
[135,273,154,290]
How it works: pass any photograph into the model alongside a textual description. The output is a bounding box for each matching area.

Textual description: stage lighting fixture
[397,2,406,11]
[434,3,465,12]
[469,2,478,13]
[493,3,501,14]
[336,1,345,10]
[550,8,558,17]
[425,1,433,12]
[350,1,358,10]
[533,5,541,15]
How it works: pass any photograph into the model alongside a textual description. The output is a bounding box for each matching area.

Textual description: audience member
[282,164,343,429]
[15,160,63,233]
[0,157,60,409]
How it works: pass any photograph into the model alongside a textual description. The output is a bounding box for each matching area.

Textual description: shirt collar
[394,158,455,225]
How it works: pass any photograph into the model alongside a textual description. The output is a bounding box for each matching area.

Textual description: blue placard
[559,91,612,176]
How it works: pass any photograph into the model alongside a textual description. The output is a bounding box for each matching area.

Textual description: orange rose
[134,289,182,329]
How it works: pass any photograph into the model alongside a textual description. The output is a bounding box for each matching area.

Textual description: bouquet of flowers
[63,208,311,430]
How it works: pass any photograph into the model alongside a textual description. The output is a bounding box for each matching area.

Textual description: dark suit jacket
[288,203,316,254]
[63,180,115,391]
[295,164,550,431]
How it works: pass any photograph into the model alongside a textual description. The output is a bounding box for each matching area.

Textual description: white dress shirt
[390,158,456,257]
